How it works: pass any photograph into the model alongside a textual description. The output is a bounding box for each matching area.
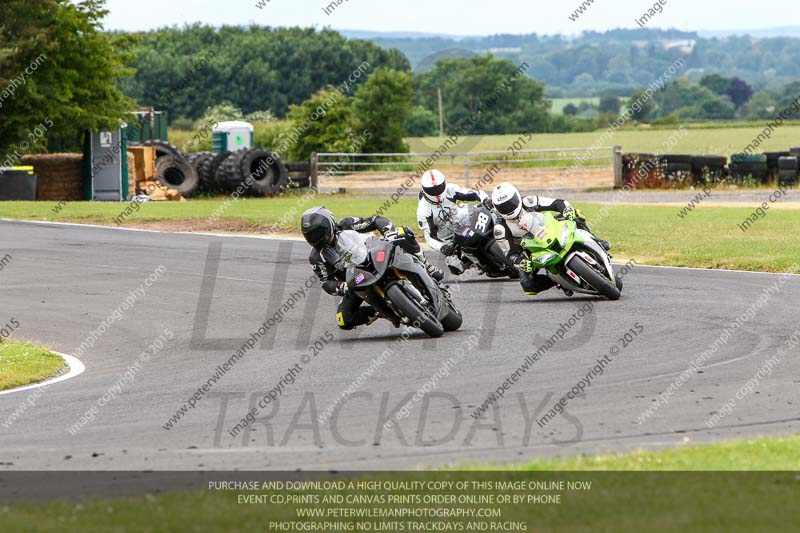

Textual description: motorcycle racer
[416,169,493,275]
[301,206,442,330]
[490,182,612,296]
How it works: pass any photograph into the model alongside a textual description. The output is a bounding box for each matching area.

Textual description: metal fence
[312,147,622,195]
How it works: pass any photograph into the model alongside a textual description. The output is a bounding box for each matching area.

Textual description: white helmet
[421,169,447,205]
[492,182,523,220]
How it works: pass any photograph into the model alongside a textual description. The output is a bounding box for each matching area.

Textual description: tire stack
[765,151,790,181]
[730,154,769,183]
[691,155,726,184]
[286,161,311,188]
[659,155,693,185]
[778,156,799,186]
[187,152,218,193]
[215,148,289,197]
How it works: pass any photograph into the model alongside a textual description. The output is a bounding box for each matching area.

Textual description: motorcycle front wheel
[566,255,621,301]
[386,284,445,338]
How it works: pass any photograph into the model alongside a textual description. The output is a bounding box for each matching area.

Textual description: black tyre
[285,161,311,173]
[210,151,234,189]
[142,140,182,160]
[731,162,768,181]
[217,154,244,192]
[660,154,693,166]
[665,162,692,176]
[567,254,621,301]
[691,156,726,170]
[155,155,199,197]
[237,149,290,196]
[385,284,444,338]
[765,151,790,167]
[441,303,463,332]
[779,169,798,185]
[188,151,215,180]
[187,152,217,193]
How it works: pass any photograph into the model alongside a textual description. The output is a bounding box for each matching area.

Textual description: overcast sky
[101,0,795,36]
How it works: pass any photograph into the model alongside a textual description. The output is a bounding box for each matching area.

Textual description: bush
[253,121,294,154]
[170,116,195,131]
[405,105,438,137]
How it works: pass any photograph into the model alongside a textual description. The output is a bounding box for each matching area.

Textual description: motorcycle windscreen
[334,230,370,269]
[368,242,393,278]
[519,211,548,241]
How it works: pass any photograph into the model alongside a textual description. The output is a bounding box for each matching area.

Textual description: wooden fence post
[310,152,319,190]
[613,145,623,189]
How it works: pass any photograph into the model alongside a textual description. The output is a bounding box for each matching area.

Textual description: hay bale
[21,153,84,201]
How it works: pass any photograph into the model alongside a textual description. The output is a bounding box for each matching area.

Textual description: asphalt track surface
[1,219,799,471]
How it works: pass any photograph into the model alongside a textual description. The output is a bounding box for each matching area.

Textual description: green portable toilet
[212,121,254,153]
[83,126,129,201]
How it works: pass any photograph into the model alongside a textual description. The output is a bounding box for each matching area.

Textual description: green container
[126,111,169,144]
[730,153,767,164]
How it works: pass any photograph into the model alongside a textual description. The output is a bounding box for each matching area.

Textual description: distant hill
[348,28,800,97]
[698,26,800,38]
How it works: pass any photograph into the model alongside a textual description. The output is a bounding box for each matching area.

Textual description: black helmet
[301,206,336,248]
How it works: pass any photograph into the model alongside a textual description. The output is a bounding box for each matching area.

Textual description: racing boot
[594,237,612,251]
[445,255,466,276]
[415,253,445,281]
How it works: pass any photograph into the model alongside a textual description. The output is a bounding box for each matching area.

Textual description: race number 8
[475,213,490,232]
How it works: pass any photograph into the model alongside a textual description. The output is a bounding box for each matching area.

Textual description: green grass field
[3,197,799,273]
[408,123,800,155]
[4,437,798,532]
[0,340,65,391]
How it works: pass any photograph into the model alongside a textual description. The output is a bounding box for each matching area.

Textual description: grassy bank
[491,435,800,471]
[0,340,65,391]
[3,197,799,273]
[3,436,798,532]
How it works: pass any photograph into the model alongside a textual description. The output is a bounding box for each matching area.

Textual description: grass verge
[3,197,799,273]
[481,435,800,471]
[0,340,65,391]
[2,437,798,532]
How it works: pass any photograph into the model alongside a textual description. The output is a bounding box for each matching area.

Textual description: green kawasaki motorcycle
[520,211,622,301]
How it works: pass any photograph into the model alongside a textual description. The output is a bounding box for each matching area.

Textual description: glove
[517,259,534,273]
[337,217,355,231]
[383,225,399,240]
[440,244,455,257]
[562,206,577,221]
[337,282,349,296]
[482,197,494,210]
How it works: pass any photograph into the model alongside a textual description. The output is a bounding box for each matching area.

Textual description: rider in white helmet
[417,169,492,275]
[490,182,611,296]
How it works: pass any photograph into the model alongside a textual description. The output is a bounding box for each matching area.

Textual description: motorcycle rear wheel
[386,285,445,338]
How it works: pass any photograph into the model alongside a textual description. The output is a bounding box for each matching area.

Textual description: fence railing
[312,146,622,194]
